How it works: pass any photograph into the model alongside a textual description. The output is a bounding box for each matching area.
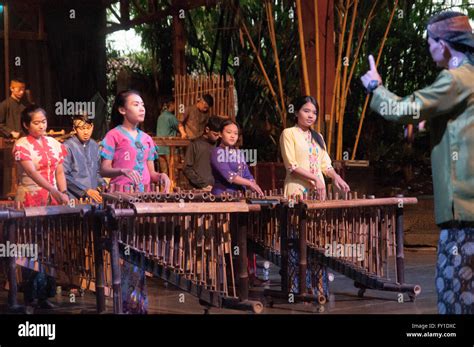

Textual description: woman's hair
[217,119,240,146]
[291,95,326,151]
[21,104,46,133]
[110,89,141,128]
[292,95,319,122]
[219,119,240,133]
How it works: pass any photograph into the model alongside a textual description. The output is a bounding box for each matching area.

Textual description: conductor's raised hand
[360,55,382,89]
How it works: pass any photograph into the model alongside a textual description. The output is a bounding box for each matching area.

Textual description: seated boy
[63,114,105,203]
[183,116,221,190]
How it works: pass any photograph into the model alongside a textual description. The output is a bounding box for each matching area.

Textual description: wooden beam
[0,31,48,41]
[120,0,130,28]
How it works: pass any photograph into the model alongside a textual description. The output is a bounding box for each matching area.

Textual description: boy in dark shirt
[0,77,28,138]
[183,116,221,190]
[178,94,214,140]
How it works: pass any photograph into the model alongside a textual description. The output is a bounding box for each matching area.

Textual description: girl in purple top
[211,120,266,286]
[210,120,264,196]
[100,90,170,193]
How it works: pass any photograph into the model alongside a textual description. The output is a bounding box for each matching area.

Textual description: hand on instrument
[152,172,171,193]
[86,189,103,203]
[360,55,382,90]
[51,189,69,205]
[249,181,264,197]
[310,177,326,201]
[333,174,350,193]
[202,185,213,191]
[10,131,20,139]
[121,169,141,186]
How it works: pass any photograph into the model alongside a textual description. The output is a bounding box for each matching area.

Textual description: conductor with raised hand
[361,11,474,314]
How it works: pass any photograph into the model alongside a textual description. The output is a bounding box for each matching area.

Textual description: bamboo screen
[174,74,236,120]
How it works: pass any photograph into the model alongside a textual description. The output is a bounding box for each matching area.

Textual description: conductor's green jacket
[370,58,474,226]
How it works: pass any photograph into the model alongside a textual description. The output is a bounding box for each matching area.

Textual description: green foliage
[106,0,472,167]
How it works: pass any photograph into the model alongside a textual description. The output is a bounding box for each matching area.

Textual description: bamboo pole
[238,14,282,116]
[340,0,378,116]
[351,0,399,160]
[296,0,310,95]
[335,0,377,155]
[327,3,349,157]
[314,0,321,132]
[336,0,359,160]
[265,1,287,128]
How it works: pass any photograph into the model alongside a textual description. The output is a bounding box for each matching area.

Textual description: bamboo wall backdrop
[174,74,236,120]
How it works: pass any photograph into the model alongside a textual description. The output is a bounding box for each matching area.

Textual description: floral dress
[100,125,157,192]
[12,135,66,304]
[13,135,67,207]
[100,125,157,313]
[280,126,332,298]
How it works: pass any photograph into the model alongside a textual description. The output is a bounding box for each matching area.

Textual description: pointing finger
[369,54,377,71]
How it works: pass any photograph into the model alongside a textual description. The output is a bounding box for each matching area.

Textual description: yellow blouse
[279,126,333,197]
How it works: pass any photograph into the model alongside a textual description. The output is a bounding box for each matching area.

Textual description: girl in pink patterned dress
[11,105,69,310]
[100,90,170,314]
[13,105,69,207]
[100,90,170,193]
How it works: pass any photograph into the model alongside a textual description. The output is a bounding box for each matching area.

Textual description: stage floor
[0,248,437,315]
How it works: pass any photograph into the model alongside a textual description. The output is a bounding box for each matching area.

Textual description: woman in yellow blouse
[279,95,350,298]
[280,95,349,199]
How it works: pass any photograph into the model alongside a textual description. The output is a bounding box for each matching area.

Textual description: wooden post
[7,221,18,309]
[172,1,186,76]
[298,207,307,295]
[300,0,335,139]
[92,210,106,313]
[395,195,405,285]
[110,227,123,314]
[280,205,289,293]
[4,2,10,100]
[120,0,130,28]
[236,213,249,301]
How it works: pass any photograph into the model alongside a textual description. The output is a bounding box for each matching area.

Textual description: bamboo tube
[352,0,399,160]
[296,0,310,95]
